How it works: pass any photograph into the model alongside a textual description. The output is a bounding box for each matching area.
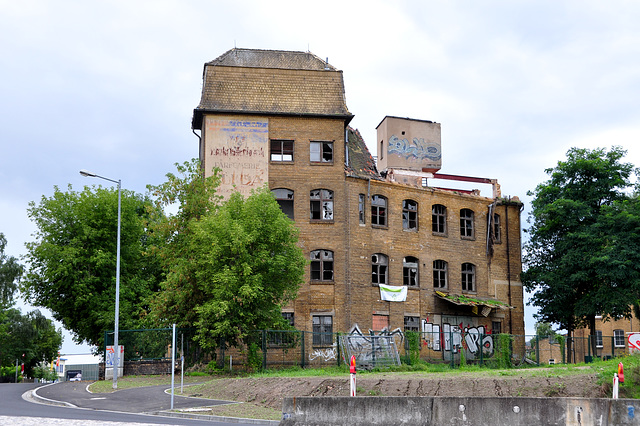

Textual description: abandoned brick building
[191,48,525,363]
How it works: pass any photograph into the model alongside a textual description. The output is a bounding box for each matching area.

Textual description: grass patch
[181,403,282,421]
[89,375,206,393]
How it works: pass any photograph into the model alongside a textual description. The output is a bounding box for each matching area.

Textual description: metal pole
[171,323,176,409]
[113,179,121,389]
[79,171,121,389]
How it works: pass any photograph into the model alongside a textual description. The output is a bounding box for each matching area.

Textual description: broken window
[358,194,365,224]
[461,263,476,292]
[310,141,333,163]
[491,321,502,335]
[271,188,294,220]
[432,204,447,235]
[404,316,420,332]
[433,260,448,289]
[371,253,388,285]
[371,195,387,227]
[310,250,334,282]
[402,200,418,231]
[312,315,333,346]
[310,189,333,221]
[493,213,501,243]
[460,208,474,238]
[403,256,419,287]
[270,140,294,162]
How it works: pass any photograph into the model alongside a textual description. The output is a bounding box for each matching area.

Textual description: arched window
[402,200,418,230]
[310,250,334,282]
[461,263,476,292]
[371,195,387,226]
[271,188,294,220]
[432,204,447,235]
[371,253,388,285]
[403,256,419,287]
[310,189,333,221]
[433,260,448,289]
[460,209,475,238]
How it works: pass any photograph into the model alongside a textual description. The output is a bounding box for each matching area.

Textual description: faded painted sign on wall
[204,116,268,198]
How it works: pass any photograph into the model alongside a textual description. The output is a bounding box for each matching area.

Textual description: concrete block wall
[281,396,640,426]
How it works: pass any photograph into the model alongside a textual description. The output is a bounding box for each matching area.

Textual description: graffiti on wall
[338,324,402,367]
[309,344,338,362]
[388,135,441,162]
[422,320,494,358]
[205,116,268,199]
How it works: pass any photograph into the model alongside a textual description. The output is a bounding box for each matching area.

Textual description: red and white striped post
[349,355,356,396]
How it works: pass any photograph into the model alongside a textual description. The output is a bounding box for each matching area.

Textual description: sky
[2,0,640,354]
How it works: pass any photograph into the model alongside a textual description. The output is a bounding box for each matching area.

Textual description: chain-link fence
[102,328,633,372]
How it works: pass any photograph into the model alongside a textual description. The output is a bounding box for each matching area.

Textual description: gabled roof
[192,48,352,129]
[345,127,382,180]
[207,48,338,71]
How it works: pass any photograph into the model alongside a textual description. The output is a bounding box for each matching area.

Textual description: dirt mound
[187,371,607,410]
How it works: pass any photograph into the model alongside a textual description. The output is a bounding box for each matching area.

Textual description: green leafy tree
[0,233,22,309]
[0,233,23,368]
[21,184,161,349]
[189,187,305,350]
[523,146,640,358]
[145,159,222,327]
[0,308,62,376]
[147,161,305,351]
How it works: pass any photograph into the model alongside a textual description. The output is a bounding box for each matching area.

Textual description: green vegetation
[22,185,160,349]
[523,146,640,357]
[1,232,62,377]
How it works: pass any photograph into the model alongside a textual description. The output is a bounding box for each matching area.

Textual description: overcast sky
[2,0,640,353]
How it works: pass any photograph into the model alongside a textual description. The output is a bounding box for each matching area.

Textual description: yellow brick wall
[201,111,525,359]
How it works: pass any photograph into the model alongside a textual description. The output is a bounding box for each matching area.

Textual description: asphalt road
[0,382,279,425]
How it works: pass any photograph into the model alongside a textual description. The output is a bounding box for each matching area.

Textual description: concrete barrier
[280,396,640,425]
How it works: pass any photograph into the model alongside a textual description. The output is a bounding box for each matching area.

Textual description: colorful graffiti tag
[388,135,441,162]
[422,320,494,358]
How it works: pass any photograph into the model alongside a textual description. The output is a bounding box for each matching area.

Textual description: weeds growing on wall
[495,334,513,369]
[403,331,422,365]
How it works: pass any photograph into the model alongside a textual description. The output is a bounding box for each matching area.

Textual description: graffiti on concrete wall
[388,135,441,162]
[421,320,494,358]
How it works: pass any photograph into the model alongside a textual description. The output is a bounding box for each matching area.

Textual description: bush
[0,366,23,383]
[32,362,58,382]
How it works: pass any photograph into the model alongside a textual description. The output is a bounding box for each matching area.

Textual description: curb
[151,410,281,425]
[23,383,77,408]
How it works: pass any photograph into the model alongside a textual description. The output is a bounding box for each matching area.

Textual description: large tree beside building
[21,185,162,349]
[146,160,305,351]
[523,146,640,358]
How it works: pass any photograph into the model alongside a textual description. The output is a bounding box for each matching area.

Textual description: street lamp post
[80,169,121,390]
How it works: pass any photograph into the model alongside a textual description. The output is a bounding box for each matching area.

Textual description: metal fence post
[479,332,484,366]
[262,330,267,371]
[536,336,540,366]
[450,329,454,368]
[301,331,305,368]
